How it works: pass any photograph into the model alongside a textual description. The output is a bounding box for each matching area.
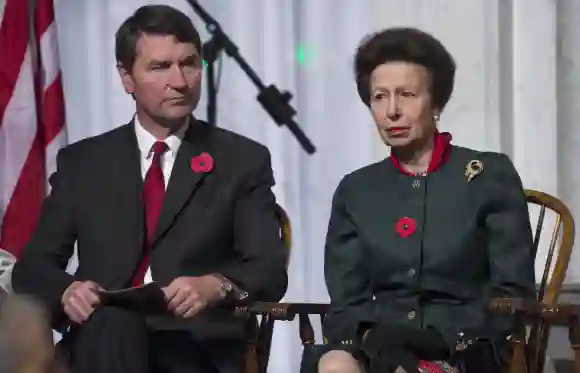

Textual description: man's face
[118,33,202,125]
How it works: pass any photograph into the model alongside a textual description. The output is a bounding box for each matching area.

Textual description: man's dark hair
[354,27,456,111]
[115,5,202,72]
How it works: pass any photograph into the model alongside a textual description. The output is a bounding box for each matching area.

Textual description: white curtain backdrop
[51,0,580,371]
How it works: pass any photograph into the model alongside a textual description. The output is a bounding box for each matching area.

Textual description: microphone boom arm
[186,0,316,154]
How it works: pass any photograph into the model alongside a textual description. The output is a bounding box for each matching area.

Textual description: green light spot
[297,45,316,65]
[297,46,307,65]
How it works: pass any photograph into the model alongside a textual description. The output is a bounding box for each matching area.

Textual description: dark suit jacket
[12,118,288,342]
[322,145,536,354]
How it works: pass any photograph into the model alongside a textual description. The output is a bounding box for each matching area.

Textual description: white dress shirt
[134,115,188,283]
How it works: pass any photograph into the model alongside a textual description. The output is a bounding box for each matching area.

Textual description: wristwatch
[221,279,233,294]
[214,274,248,300]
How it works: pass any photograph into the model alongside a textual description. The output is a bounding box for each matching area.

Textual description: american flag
[0,0,66,259]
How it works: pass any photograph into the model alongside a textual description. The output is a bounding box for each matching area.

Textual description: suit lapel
[110,122,146,277]
[152,119,213,245]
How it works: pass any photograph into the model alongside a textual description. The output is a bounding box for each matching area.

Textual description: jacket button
[407,310,417,321]
[407,268,416,277]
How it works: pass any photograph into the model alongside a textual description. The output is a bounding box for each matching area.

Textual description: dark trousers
[57,308,245,373]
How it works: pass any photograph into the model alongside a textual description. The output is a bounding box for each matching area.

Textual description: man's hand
[61,280,102,324]
[163,275,225,319]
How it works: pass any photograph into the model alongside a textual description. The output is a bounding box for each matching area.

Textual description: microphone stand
[187,0,316,154]
[202,36,221,129]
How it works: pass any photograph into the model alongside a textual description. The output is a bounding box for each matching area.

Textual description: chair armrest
[489,297,580,326]
[240,298,580,325]
[235,302,330,347]
[490,298,580,373]
[235,302,330,321]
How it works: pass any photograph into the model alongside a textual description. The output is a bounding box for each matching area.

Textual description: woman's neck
[393,135,434,174]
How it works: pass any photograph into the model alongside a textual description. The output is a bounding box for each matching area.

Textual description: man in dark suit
[11,5,287,373]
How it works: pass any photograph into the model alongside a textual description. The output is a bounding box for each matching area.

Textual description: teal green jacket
[322,145,536,354]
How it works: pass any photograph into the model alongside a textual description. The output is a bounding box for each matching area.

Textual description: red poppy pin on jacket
[395,217,417,238]
[191,152,214,173]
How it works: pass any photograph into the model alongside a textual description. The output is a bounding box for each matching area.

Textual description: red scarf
[389,131,452,175]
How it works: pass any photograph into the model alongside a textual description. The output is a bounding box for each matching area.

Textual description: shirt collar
[134,114,189,160]
[389,130,453,176]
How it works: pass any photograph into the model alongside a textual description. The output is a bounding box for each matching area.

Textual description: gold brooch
[465,160,483,183]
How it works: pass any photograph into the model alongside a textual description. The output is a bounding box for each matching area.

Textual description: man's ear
[117,63,135,94]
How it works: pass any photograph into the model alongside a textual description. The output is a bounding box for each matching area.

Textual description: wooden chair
[238,189,576,373]
[241,203,292,373]
[490,190,575,373]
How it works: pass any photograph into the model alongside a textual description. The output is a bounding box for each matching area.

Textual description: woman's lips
[386,126,410,136]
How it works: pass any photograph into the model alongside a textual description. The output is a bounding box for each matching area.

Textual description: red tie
[132,141,168,287]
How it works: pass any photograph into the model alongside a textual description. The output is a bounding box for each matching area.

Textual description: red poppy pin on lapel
[395,217,416,238]
[191,152,214,173]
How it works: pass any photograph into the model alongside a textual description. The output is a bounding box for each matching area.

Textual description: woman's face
[369,61,438,149]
